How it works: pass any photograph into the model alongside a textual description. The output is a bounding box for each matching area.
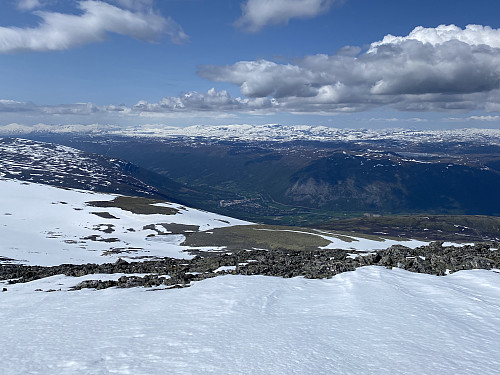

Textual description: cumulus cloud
[199,24,500,113]
[132,88,278,114]
[235,0,336,32]
[0,90,277,119]
[369,24,500,51]
[0,0,188,53]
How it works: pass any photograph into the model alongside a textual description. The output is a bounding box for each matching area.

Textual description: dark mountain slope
[284,152,500,215]
[0,137,217,205]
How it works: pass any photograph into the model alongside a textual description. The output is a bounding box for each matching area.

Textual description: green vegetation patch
[87,196,178,215]
[182,224,331,251]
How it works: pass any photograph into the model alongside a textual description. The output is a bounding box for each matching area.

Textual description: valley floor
[1,267,499,375]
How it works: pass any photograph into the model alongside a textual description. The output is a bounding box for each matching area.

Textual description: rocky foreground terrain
[2,242,498,291]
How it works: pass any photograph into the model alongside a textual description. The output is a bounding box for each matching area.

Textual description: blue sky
[1,0,500,129]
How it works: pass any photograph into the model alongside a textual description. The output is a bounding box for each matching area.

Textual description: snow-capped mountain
[2,123,500,144]
[119,124,500,144]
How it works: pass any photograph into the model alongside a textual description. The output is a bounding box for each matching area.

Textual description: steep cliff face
[283,152,500,215]
[285,177,402,211]
[285,177,334,206]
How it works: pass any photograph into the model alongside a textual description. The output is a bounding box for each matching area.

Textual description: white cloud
[132,88,278,114]
[0,90,277,119]
[448,115,500,122]
[235,0,335,32]
[0,99,128,115]
[0,0,188,53]
[369,117,428,123]
[470,115,500,121]
[199,24,500,113]
[16,0,44,11]
[369,24,500,52]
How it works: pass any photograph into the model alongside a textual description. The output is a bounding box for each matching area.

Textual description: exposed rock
[1,242,498,291]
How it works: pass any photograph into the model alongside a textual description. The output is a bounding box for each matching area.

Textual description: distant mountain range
[1,123,500,144]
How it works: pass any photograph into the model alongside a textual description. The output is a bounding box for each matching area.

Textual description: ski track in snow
[0,267,499,374]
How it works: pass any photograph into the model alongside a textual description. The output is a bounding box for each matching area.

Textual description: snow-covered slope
[0,137,162,196]
[2,123,500,144]
[119,124,500,144]
[0,179,249,265]
[1,267,499,374]
[0,178,432,266]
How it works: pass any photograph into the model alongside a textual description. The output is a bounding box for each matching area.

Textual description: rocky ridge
[1,242,498,291]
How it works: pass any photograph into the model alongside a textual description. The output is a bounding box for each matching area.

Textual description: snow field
[1,267,499,375]
[0,179,249,265]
